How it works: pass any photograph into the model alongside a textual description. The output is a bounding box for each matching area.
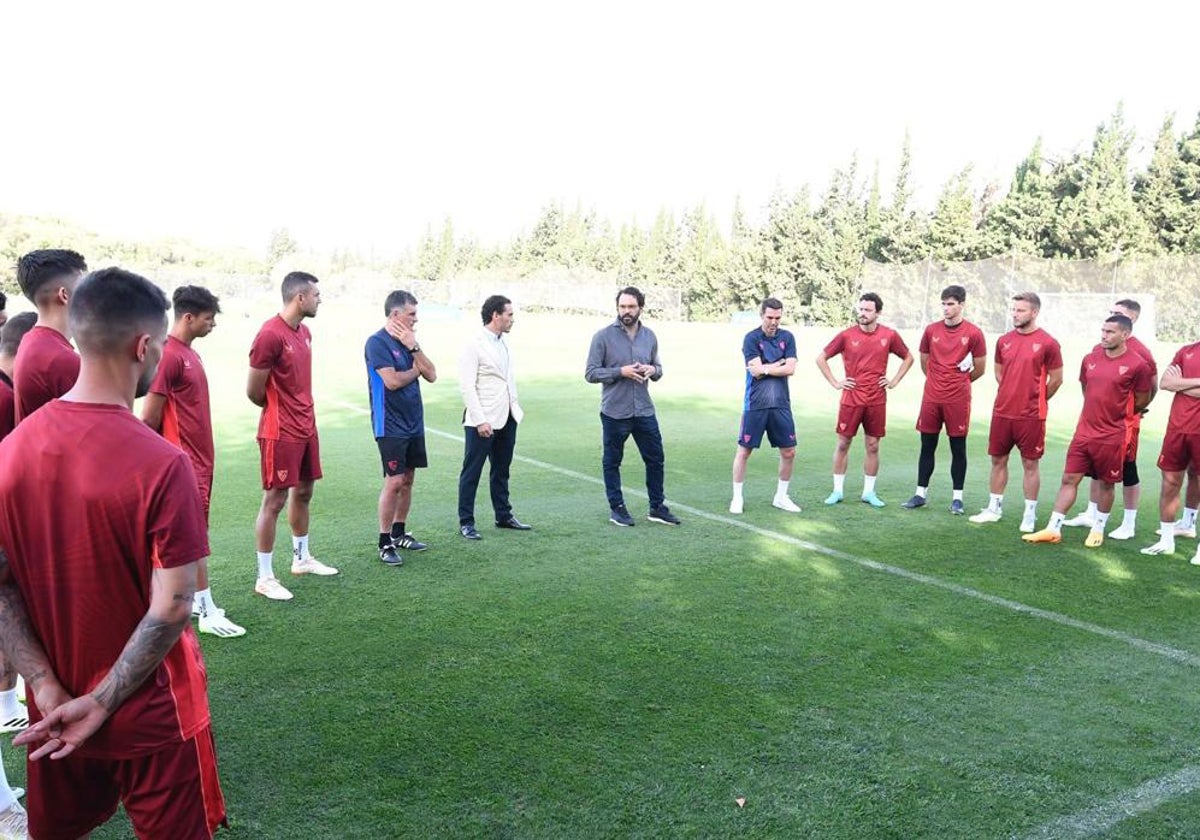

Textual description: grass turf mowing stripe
[331,400,1200,670]
[1025,765,1200,839]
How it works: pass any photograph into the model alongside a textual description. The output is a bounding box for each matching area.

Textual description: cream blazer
[459,327,524,428]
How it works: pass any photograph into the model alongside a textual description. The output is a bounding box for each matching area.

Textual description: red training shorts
[917,400,971,437]
[987,416,1046,460]
[259,436,322,490]
[836,402,887,439]
[1158,431,1200,474]
[1064,437,1124,482]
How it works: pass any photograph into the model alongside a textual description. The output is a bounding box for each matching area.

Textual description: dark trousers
[601,412,665,509]
[458,419,517,526]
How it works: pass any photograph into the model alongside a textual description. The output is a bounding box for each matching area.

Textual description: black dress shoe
[495,517,532,530]
[460,524,482,540]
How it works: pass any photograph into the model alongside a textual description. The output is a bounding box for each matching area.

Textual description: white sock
[1024,499,1037,517]
[916,486,928,499]
[1159,523,1176,550]
[952,489,964,502]
[292,534,309,562]
[861,475,875,495]
[194,588,214,617]
[989,493,1003,512]
[776,480,790,499]
[1048,511,1066,532]
[1122,509,1137,529]
[833,474,846,494]
[0,744,14,811]
[1094,511,1110,531]
[256,551,274,580]
[1085,501,1099,518]
[0,689,18,720]
[1183,507,1198,528]
[732,481,744,501]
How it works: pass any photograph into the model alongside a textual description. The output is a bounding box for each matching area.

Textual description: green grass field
[18,297,1200,838]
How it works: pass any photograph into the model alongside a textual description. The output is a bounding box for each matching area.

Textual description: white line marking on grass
[330,401,1200,668]
[1024,765,1200,838]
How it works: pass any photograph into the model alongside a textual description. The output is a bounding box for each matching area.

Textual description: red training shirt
[0,400,211,758]
[1166,341,1200,435]
[919,320,987,404]
[1074,347,1155,442]
[249,315,316,441]
[992,328,1064,420]
[148,335,215,477]
[0,373,13,441]
[822,325,910,407]
[12,325,80,423]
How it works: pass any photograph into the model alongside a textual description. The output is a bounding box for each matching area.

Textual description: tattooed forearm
[91,611,190,713]
[0,581,59,690]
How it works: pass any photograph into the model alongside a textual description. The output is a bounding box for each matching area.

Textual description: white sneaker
[254,577,294,600]
[1141,539,1175,556]
[772,496,801,513]
[1108,524,1136,541]
[1062,513,1096,528]
[199,612,247,638]
[729,497,743,514]
[1191,551,1200,567]
[1019,515,1037,534]
[291,555,339,576]
[968,509,1002,524]
[0,800,26,840]
[1173,521,1197,538]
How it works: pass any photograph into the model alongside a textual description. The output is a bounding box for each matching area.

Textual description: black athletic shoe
[609,505,636,527]
[900,495,927,510]
[394,533,428,551]
[647,505,682,525]
[460,524,482,540]
[379,545,404,566]
[495,517,532,531]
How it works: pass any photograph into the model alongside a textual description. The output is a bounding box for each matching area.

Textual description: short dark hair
[0,312,37,357]
[616,286,644,308]
[481,294,511,326]
[69,267,169,354]
[17,249,87,304]
[1105,313,1133,332]
[859,292,883,313]
[172,285,221,319]
[385,290,418,316]
[281,271,318,303]
[1113,298,1141,315]
[760,297,783,314]
[0,291,6,310]
[941,285,966,304]
[1013,291,1041,309]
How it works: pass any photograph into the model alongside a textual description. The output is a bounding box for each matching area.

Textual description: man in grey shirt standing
[585,286,681,527]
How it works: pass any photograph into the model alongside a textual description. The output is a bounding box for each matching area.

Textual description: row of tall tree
[412,108,1200,320]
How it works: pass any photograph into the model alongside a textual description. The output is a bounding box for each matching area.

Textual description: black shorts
[377,436,428,476]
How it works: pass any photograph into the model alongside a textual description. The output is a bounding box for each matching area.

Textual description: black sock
[391,521,405,539]
[379,533,392,549]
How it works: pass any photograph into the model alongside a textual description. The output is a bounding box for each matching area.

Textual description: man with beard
[815,292,914,508]
[969,292,1064,532]
[585,287,681,527]
[729,297,803,514]
[247,272,337,601]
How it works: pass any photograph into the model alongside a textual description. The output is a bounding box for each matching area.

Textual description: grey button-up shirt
[584,320,663,419]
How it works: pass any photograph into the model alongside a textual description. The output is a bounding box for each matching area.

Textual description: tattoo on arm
[92,610,190,713]
[0,547,59,689]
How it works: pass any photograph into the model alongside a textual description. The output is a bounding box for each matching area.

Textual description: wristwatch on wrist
[411,343,421,354]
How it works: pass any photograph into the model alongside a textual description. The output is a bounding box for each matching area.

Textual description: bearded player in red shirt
[1140,340,1200,560]
[1024,313,1154,548]
[0,267,225,838]
[143,286,245,638]
[900,285,987,514]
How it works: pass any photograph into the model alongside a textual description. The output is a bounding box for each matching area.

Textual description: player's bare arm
[1161,364,1200,397]
[1133,389,1153,415]
[141,391,167,431]
[969,354,987,382]
[919,352,930,375]
[246,366,270,407]
[0,546,68,712]
[887,352,916,389]
[1046,366,1064,400]
[815,353,851,390]
[993,362,1004,385]
[17,561,199,761]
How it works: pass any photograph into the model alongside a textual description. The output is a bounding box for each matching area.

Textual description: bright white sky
[4,1,1199,257]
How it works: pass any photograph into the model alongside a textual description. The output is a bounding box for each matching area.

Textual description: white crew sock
[1121,509,1137,529]
[952,489,964,502]
[833,474,846,494]
[1159,523,1176,551]
[194,588,214,618]
[256,551,274,580]
[0,744,15,811]
[988,493,1003,512]
[916,486,928,499]
[1093,511,1110,531]
[861,475,875,495]
[1048,511,1066,533]
[1024,499,1037,516]
[292,535,309,562]
[1183,507,1198,529]
[732,481,744,501]
[1085,501,1099,519]
[776,480,790,499]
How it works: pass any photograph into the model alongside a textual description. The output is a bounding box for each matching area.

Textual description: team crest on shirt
[276,469,289,482]
[1032,343,1042,352]
[879,338,887,347]
[183,360,192,369]
[960,337,969,346]
[1119,366,1129,375]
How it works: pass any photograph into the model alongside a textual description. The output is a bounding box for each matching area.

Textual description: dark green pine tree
[1133,116,1185,254]
[927,168,983,261]
[983,139,1057,257]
